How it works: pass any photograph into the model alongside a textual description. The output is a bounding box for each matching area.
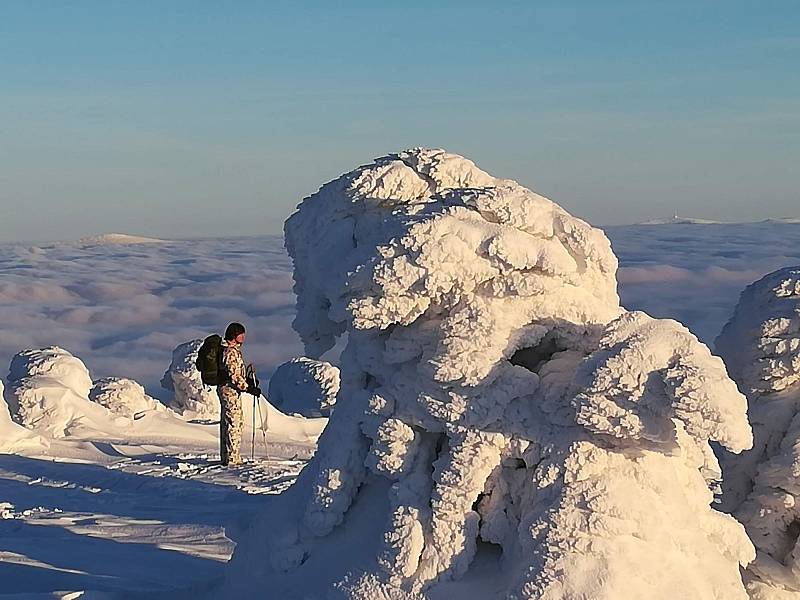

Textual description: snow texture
[268,357,340,417]
[6,347,108,438]
[161,339,220,418]
[0,378,45,453]
[90,376,162,418]
[717,266,800,598]
[225,148,754,599]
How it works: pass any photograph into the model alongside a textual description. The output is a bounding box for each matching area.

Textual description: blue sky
[1,1,798,242]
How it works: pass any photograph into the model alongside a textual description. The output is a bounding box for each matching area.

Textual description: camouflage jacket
[221,339,248,392]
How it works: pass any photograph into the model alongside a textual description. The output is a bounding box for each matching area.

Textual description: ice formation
[90,377,162,418]
[268,357,340,417]
[161,339,220,418]
[717,267,800,598]
[225,149,754,599]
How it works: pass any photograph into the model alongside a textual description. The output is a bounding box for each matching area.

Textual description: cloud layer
[0,224,797,398]
[0,236,303,398]
[605,222,800,344]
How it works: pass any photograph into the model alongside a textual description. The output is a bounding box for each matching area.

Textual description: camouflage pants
[217,385,243,465]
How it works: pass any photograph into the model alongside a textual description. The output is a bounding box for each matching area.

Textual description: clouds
[604,223,800,344]
[0,224,798,400]
[0,236,302,398]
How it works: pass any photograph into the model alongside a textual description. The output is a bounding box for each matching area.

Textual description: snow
[90,376,162,418]
[0,150,796,597]
[76,233,166,245]
[0,342,326,596]
[716,266,800,597]
[161,339,220,418]
[223,148,755,599]
[268,357,340,417]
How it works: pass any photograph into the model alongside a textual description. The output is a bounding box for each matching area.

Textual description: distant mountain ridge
[76,233,166,245]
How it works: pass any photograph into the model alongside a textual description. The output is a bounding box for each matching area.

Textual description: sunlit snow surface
[0,222,799,597]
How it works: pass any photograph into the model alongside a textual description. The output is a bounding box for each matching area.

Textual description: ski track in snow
[0,222,799,596]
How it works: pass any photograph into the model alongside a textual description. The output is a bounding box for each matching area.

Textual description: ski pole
[251,394,256,461]
[256,392,269,462]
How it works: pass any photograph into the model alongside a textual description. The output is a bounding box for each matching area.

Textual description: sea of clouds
[0,236,303,399]
[606,222,800,343]
[0,223,798,399]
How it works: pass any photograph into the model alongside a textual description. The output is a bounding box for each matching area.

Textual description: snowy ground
[0,409,318,599]
[0,222,798,597]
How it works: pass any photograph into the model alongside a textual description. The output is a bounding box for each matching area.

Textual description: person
[218,322,249,466]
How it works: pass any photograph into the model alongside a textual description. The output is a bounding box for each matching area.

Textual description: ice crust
[717,267,800,598]
[225,149,755,599]
[161,339,220,418]
[268,357,340,417]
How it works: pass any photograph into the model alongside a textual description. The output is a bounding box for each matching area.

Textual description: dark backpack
[196,334,224,385]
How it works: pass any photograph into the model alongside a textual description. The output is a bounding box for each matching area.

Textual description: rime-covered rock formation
[717,267,800,599]
[268,357,339,417]
[224,149,754,599]
[5,347,130,438]
[161,339,219,418]
[90,377,162,418]
[0,378,45,452]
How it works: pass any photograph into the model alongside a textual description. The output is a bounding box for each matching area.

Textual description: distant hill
[76,233,167,245]
[637,216,724,225]
[760,217,800,224]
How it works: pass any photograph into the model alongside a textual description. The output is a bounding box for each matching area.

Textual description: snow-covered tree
[717,267,800,598]
[225,149,754,599]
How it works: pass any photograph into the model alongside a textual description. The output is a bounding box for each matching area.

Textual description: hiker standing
[218,322,248,466]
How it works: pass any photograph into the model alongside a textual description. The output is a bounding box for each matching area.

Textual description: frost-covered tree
[717,267,800,599]
[225,149,754,599]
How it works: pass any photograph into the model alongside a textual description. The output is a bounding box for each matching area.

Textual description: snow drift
[224,149,754,599]
[268,357,340,417]
[717,266,800,598]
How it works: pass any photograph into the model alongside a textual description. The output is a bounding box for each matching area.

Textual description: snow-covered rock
[90,377,162,419]
[161,339,219,419]
[0,378,46,453]
[268,357,339,417]
[224,149,754,599]
[6,347,127,438]
[716,266,800,597]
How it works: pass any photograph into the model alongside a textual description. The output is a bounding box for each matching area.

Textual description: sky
[1,1,798,242]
